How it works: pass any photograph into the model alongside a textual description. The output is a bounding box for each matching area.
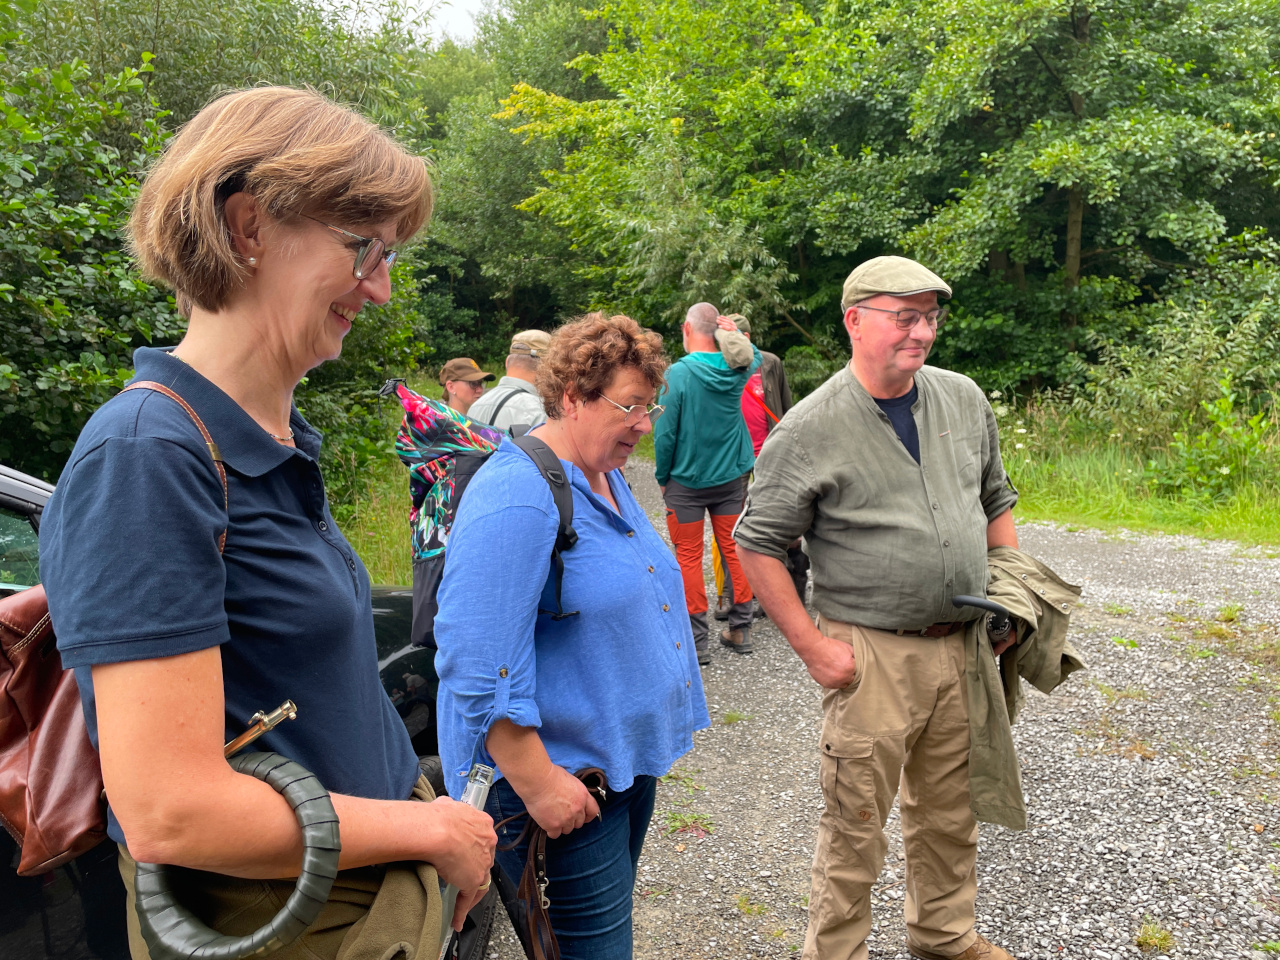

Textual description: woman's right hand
[524,765,601,839]
[424,796,497,890]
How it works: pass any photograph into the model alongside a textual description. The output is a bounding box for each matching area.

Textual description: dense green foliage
[1,0,1277,528]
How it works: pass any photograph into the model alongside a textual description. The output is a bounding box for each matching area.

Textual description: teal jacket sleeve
[653,366,683,487]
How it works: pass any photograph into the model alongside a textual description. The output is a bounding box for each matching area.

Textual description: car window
[0,506,40,591]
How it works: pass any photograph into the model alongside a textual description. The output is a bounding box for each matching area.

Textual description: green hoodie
[654,342,762,489]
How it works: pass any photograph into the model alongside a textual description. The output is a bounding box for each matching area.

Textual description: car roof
[0,463,54,514]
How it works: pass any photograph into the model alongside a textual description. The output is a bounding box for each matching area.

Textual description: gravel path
[484,461,1280,960]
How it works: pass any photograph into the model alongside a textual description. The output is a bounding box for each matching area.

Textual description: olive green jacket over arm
[966,545,1085,830]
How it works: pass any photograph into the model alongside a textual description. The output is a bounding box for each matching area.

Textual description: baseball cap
[510,329,552,358]
[724,313,750,335]
[840,256,952,311]
[438,357,494,385]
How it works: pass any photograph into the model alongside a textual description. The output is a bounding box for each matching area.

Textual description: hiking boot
[713,595,731,621]
[695,638,711,666]
[720,627,753,654]
[908,933,1016,960]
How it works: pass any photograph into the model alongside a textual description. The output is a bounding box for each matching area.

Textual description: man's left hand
[992,627,1018,657]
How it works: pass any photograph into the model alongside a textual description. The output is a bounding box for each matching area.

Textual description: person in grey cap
[736,255,1021,960]
[467,329,550,431]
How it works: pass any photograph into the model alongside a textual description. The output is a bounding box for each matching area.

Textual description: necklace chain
[170,350,295,444]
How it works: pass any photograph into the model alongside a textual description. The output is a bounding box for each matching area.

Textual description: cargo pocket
[817,735,876,825]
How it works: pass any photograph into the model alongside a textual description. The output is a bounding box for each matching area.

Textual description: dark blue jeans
[486,774,658,960]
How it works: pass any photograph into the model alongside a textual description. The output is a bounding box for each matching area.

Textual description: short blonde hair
[129,86,432,314]
[537,313,668,419]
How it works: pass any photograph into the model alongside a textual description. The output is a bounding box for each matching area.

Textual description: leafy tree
[2,0,441,481]
[412,0,613,345]
[497,0,1280,387]
[0,1,176,477]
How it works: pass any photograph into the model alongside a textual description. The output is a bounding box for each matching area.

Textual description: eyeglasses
[303,215,398,280]
[857,304,949,331]
[599,393,665,426]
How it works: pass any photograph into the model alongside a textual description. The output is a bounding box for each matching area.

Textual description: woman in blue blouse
[435,312,710,959]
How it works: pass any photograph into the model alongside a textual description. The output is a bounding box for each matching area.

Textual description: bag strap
[744,380,781,424]
[509,435,578,622]
[119,380,228,554]
[494,768,607,960]
[486,386,523,423]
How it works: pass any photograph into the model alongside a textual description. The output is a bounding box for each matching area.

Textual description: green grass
[1010,443,1280,545]
[1135,917,1175,953]
[661,810,713,837]
[342,455,414,586]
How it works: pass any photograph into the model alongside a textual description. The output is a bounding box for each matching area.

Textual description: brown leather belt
[895,620,971,638]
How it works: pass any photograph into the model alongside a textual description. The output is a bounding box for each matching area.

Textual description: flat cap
[724,313,750,335]
[841,256,952,311]
[438,357,494,384]
[510,329,552,358]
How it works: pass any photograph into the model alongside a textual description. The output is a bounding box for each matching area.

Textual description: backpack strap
[120,380,228,554]
[510,435,579,622]
[486,386,523,424]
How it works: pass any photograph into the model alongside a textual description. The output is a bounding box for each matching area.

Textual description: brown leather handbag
[0,380,227,877]
[0,583,107,875]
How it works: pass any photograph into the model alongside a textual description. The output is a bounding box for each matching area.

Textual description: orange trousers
[662,476,752,618]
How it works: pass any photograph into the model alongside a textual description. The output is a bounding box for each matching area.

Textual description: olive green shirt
[733,364,1018,630]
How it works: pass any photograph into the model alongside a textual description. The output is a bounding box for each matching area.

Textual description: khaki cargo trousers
[803,616,978,960]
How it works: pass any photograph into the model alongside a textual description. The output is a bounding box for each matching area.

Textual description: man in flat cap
[736,256,1020,960]
[467,329,551,431]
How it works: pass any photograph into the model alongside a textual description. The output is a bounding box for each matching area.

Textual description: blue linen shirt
[434,439,710,798]
[39,347,419,843]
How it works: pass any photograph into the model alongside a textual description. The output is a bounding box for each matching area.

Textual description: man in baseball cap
[439,357,494,417]
[467,329,552,431]
[736,255,1027,960]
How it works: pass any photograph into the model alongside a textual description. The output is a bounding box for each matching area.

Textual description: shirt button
[663,604,670,612]
[932,502,939,510]
[627,530,635,537]
[648,566,655,573]
[676,642,681,649]
[318,520,328,532]
[347,558,356,571]
[942,539,950,547]
[499,667,509,678]
[946,579,953,587]
[686,680,690,688]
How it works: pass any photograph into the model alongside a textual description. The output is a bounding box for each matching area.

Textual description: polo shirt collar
[130,347,321,476]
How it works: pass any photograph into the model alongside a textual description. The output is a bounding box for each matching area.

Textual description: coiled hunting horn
[132,701,342,960]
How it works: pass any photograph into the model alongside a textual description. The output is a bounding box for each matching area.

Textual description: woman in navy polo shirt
[434,313,711,960]
[38,87,494,958]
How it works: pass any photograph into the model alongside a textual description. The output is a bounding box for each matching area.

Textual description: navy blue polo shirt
[40,347,418,844]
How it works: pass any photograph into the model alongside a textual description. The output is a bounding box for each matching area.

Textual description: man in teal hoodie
[655,302,762,664]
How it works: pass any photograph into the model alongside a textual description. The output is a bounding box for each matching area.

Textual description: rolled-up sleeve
[434,501,558,762]
[732,422,820,561]
[978,397,1019,521]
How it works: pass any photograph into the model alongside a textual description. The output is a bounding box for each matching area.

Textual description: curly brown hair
[537,313,668,419]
